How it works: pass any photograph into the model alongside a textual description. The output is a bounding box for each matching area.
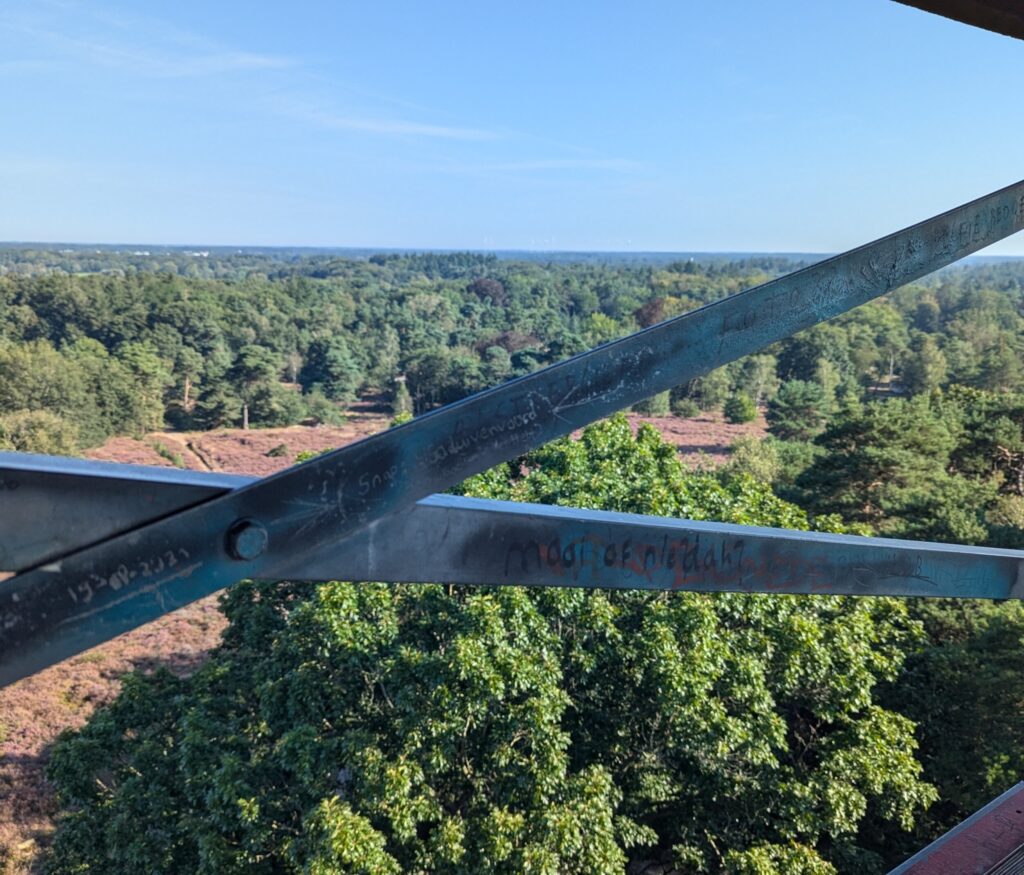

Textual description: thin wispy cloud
[1,1,498,141]
[0,0,632,173]
[288,105,499,142]
[18,26,290,77]
[420,157,646,175]
[485,158,644,172]
[0,2,292,80]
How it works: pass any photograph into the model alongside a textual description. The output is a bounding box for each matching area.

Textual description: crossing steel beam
[1,180,1023,686]
[4,454,1024,603]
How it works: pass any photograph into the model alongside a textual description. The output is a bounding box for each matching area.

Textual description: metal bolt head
[227,519,268,561]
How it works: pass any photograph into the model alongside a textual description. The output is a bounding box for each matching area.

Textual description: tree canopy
[0,247,1020,872]
[46,417,933,875]
[4,248,1023,451]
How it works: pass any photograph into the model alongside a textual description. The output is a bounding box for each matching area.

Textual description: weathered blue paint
[4,458,1023,604]
[1,181,1023,687]
[302,495,1024,601]
[8,457,1024,601]
[0,452,246,572]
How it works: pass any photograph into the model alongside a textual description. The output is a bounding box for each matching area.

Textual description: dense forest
[0,247,817,447]
[1,247,1023,873]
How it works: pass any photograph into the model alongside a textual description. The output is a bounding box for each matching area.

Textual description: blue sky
[1,0,1021,254]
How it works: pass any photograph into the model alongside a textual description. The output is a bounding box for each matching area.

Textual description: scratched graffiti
[2,181,1023,688]
[430,404,539,465]
[0,546,199,638]
[66,547,193,607]
[957,199,1023,250]
[504,532,747,589]
[502,531,941,595]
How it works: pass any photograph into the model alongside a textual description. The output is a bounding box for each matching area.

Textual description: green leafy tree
[247,382,308,427]
[739,354,780,405]
[0,340,93,440]
[976,334,1023,393]
[679,367,731,412]
[369,325,401,386]
[116,341,172,431]
[175,345,205,409]
[584,312,621,346]
[192,383,244,430]
[304,387,346,426]
[779,324,853,384]
[405,350,457,411]
[938,387,1024,508]
[913,298,941,334]
[942,338,979,385]
[815,357,842,411]
[901,335,948,395]
[230,345,281,429]
[48,416,933,875]
[670,393,701,418]
[877,600,1024,861]
[61,339,170,436]
[481,345,512,384]
[391,377,413,417]
[633,390,670,416]
[0,409,79,454]
[724,434,781,483]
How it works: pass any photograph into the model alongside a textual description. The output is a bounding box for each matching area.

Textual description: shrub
[632,390,670,416]
[0,409,79,455]
[724,392,757,424]
[671,397,701,418]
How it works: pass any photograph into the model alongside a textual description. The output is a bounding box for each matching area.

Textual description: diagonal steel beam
[1,181,1022,686]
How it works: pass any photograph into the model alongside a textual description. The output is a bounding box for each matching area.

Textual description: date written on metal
[67,548,192,606]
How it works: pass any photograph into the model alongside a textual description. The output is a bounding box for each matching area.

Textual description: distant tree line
[3,249,1023,457]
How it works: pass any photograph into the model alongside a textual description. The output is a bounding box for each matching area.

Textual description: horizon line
[2,240,1023,262]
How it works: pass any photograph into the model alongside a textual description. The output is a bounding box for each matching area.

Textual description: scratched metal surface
[289,495,1024,600]
[1,181,1023,686]
[6,457,1024,600]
